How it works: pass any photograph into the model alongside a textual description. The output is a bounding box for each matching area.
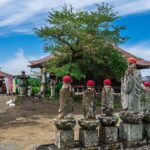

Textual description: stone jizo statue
[121,57,143,114]
[58,75,74,119]
[101,79,114,116]
[142,82,150,114]
[82,80,96,119]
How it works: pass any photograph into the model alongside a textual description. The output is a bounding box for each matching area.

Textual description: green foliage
[32,87,40,95]
[46,61,84,80]
[28,78,40,95]
[28,78,40,87]
[35,3,128,80]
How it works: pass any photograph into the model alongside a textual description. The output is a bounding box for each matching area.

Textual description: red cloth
[128,57,137,64]
[103,79,111,85]
[144,82,150,87]
[87,80,95,86]
[63,75,72,82]
[8,77,13,94]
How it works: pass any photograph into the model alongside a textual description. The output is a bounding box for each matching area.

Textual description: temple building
[28,47,150,95]
[0,71,13,94]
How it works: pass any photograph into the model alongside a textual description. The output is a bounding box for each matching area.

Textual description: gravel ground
[0,95,121,150]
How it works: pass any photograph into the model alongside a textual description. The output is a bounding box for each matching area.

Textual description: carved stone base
[98,116,118,126]
[54,118,76,149]
[120,111,143,124]
[54,118,76,130]
[78,119,99,147]
[79,128,98,147]
[78,119,99,130]
[99,126,118,144]
[55,129,74,149]
[101,143,123,150]
[119,122,143,141]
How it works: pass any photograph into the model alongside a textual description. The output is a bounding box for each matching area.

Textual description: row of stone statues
[53,57,150,149]
[57,76,116,120]
[57,57,150,121]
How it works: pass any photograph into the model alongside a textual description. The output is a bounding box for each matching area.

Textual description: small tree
[35,3,128,80]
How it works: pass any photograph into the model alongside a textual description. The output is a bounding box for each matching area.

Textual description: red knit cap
[87,80,95,87]
[63,75,72,83]
[144,82,150,87]
[103,79,111,85]
[128,57,137,64]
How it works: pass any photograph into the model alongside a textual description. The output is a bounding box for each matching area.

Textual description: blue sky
[0,0,150,76]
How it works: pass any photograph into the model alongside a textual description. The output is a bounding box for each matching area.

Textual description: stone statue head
[86,80,95,88]
[62,75,72,84]
[128,57,137,66]
[103,79,111,86]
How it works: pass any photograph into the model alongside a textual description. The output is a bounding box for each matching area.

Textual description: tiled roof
[0,71,12,78]
[115,47,150,69]
[29,55,53,68]
[29,47,150,69]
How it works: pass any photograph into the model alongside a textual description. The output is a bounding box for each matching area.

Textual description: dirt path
[0,96,120,150]
[0,96,93,150]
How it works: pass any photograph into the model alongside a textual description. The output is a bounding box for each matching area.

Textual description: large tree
[35,3,128,81]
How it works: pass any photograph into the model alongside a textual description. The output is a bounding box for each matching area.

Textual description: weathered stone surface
[99,126,118,144]
[98,116,118,126]
[82,88,96,120]
[78,119,99,130]
[119,122,143,141]
[79,128,98,147]
[54,118,76,130]
[121,63,142,114]
[101,143,123,150]
[58,82,74,119]
[120,111,143,124]
[55,129,74,149]
[101,84,114,117]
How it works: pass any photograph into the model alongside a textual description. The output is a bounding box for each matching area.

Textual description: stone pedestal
[98,115,122,149]
[79,128,98,148]
[119,122,146,148]
[78,119,99,147]
[55,129,74,149]
[119,122,143,141]
[54,118,76,149]
[99,126,118,144]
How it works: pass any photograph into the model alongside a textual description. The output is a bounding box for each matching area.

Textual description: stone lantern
[18,71,30,96]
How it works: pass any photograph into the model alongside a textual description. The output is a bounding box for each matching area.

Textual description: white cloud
[121,41,150,77]
[121,41,150,61]
[0,0,150,35]
[0,49,47,75]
